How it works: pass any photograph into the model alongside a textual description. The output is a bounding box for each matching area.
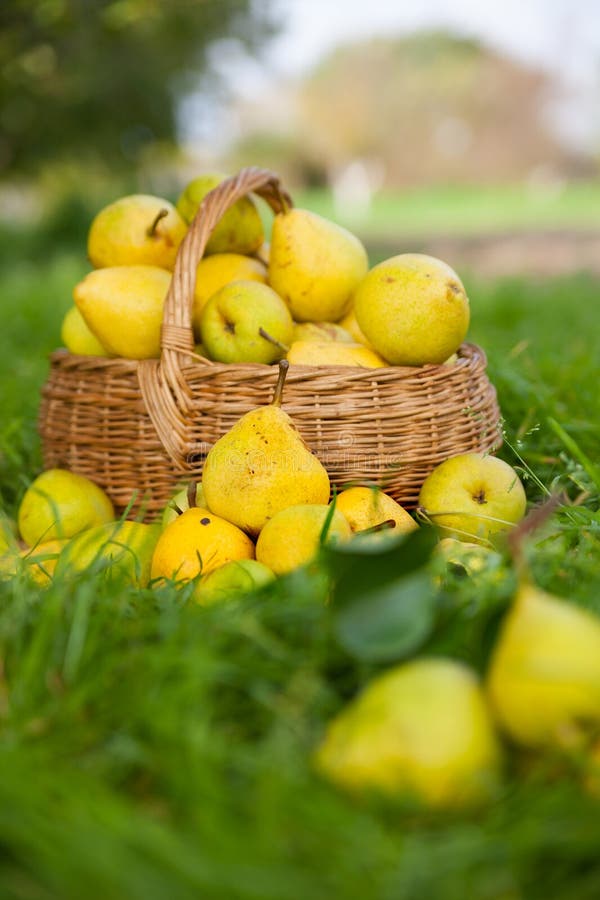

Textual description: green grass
[297,181,600,238]
[1,220,600,899]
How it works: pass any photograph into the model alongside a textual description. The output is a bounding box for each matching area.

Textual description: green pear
[18,469,114,547]
[315,658,502,809]
[487,580,600,748]
[176,173,264,255]
[162,483,207,528]
[201,280,293,364]
[193,253,267,337]
[202,362,331,537]
[269,208,368,322]
[418,453,527,545]
[292,322,354,343]
[193,559,275,605]
[87,194,187,271]
[354,254,470,365]
[255,504,351,575]
[74,265,171,359]
[61,306,109,356]
[56,520,161,588]
[286,340,386,368]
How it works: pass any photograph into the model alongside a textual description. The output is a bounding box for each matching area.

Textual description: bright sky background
[181,0,600,151]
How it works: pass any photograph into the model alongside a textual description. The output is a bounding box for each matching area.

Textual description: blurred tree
[0,0,277,175]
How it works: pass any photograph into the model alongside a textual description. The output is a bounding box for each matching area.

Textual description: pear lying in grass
[177,173,264,255]
[286,341,386,368]
[20,538,69,586]
[56,521,161,588]
[202,361,331,537]
[18,469,114,547]
[61,306,109,357]
[193,559,275,605]
[354,253,470,366]
[315,658,502,809]
[87,194,187,270]
[201,280,293,364]
[487,580,600,748]
[334,486,417,541]
[256,504,351,575]
[292,322,354,344]
[269,208,368,322]
[193,253,267,337]
[74,265,171,359]
[151,507,255,583]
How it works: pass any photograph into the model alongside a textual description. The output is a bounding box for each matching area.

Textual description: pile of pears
[63,171,470,368]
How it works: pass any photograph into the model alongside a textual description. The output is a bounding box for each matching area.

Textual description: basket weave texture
[39,167,502,520]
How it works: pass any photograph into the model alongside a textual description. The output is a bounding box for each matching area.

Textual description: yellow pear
[74,265,171,359]
[202,361,330,537]
[334,487,417,540]
[487,581,600,748]
[56,521,161,588]
[193,253,267,336]
[151,507,254,582]
[61,306,109,356]
[286,341,386,368]
[354,254,470,365]
[256,504,351,575]
[315,658,502,809]
[18,468,114,547]
[176,173,264,255]
[292,322,354,343]
[87,194,187,270]
[20,538,69,585]
[193,559,275,606]
[337,308,372,347]
[269,208,368,322]
[418,453,527,545]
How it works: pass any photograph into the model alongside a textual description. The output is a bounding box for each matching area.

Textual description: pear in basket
[176,173,264,255]
[354,253,470,365]
[292,322,354,343]
[88,194,187,270]
[202,361,330,537]
[269,208,368,322]
[73,265,171,359]
[286,341,386,368]
[192,253,267,336]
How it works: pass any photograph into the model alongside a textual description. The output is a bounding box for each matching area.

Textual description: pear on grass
[334,486,417,541]
[269,208,368,322]
[256,504,351,575]
[87,194,187,270]
[487,580,600,748]
[201,280,293,364]
[193,559,275,605]
[74,265,171,359]
[56,521,161,588]
[151,507,254,583]
[286,341,386,368]
[193,253,267,337]
[315,658,502,809]
[177,173,264,255]
[354,253,470,366]
[61,306,109,356]
[18,469,114,547]
[202,361,330,537]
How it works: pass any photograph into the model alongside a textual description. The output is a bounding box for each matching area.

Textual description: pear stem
[187,481,199,509]
[259,327,289,354]
[272,359,289,407]
[147,208,169,237]
[357,519,396,536]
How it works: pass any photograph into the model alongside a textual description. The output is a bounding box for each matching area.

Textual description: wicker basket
[39,167,501,521]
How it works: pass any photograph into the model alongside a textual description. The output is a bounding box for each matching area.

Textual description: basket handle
[138,167,293,470]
